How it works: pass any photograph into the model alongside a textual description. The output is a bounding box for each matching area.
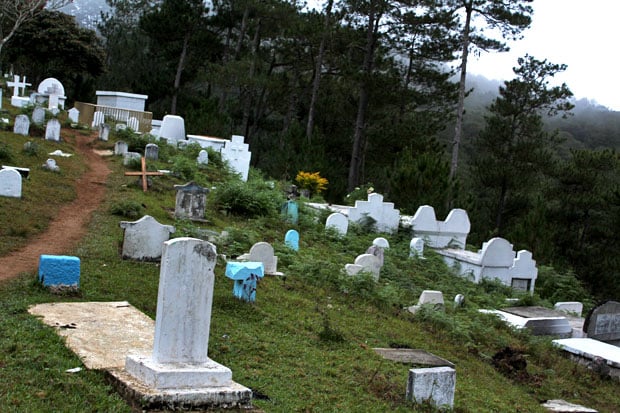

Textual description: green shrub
[535,266,595,310]
[22,141,39,156]
[171,155,197,181]
[212,180,283,218]
[0,142,14,162]
[109,200,144,218]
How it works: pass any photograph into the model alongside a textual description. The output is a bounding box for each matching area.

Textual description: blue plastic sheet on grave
[225,261,265,302]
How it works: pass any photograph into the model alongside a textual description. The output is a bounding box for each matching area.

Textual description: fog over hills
[58,0,110,30]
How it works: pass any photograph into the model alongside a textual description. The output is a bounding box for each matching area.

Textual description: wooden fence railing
[74,102,153,133]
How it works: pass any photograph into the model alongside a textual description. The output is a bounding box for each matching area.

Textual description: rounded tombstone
[37,78,65,96]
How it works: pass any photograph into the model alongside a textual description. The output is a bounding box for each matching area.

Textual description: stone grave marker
[366,237,388,267]
[348,193,400,234]
[281,199,298,224]
[37,78,66,109]
[98,123,110,141]
[325,212,348,235]
[159,115,186,144]
[410,237,425,259]
[0,168,22,198]
[32,107,46,124]
[119,215,175,261]
[38,254,80,290]
[45,119,61,141]
[124,237,252,408]
[225,261,265,302]
[584,301,620,343]
[145,143,159,160]
[411,205,471,249]
[42,158,60,172]
[353,253,381,280]
[197,149,209,165]
[174,181,209,221]
[68,107,80,123]
[285,229,299,251]
[503,306,574,337]
[407,290,445,314]
[554,302,583,317]
[221,135,251,182]
[239,242,280,275]
[13,114,30,136]
[541,399,598,412]
[406,367,455,410]
[7,74,31,107]
[123,152,141,166]
[114,141,128,156]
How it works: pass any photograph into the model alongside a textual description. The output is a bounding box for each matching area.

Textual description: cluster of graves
[2,77,613,410]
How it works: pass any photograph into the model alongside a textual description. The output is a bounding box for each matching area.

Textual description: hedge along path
[0,130,111,282]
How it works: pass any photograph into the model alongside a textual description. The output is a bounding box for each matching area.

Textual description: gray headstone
[0,168,22,198]
[68,107,80,123]
[13,114,30,136]
[145,143,159,160]
[123,152,141,165]
[246,242,279,275]
[119,215,175,261]
[45,119,61,141]
[114,141,128,156]
[32,107,46,124]
[98,123,110,141]
[173,181,209,221]
[584,301,620,342]
[406,367,455,409]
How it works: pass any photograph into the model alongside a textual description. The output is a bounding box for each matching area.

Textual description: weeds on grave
[0,141,14,161]
[22,141,39,156]
[171,155,197,181]
[212,180,284,218]
[109,200,144,218]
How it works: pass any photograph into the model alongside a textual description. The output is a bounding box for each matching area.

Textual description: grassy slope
[0,131,618,413]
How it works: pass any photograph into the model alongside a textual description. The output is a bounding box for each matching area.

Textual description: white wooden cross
[6,75,31,97]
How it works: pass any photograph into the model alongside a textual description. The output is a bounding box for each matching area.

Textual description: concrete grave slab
[373,348,454,368]
[553,337,620,380]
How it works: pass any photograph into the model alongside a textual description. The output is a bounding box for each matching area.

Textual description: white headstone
[410,237,425,258]
[37,77,65,97]
[325,212,348,236]
[114,141,128,156]
[92,111,105,128]
[0,168,22,198]
[372,237,389,249]
[221,135,251,182]
[159,115,186,144]
[125,238,243,391]
[98,123,110,141]
[43,158,60,172]
[197,149,209,165]
[68,107,80,123]
[13,114,30,136]
[554,302,583,317]
[37,78,66,109]
[418,290,444,306]
[32,107,46,125]
[406,367,455,409]
[119,215,175,261]
[354,253,381,281]
[348,193,400,234]
[246,242,279,275]
[45,119,61,141]
[145,143,159,160]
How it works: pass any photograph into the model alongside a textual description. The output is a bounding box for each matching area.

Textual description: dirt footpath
[0,131,111,281]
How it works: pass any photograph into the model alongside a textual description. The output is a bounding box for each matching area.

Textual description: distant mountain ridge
[59,0,110,30]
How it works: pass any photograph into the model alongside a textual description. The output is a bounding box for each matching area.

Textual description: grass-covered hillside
[0,120,617,412]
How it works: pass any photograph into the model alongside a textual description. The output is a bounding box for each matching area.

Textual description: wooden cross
[124,157,164,192]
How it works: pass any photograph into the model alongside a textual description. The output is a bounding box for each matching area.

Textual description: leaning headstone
[584,300,620,343]
[114,141,128,156]
[32,107,46,124]
[119,215,175,261]
[225,261,265,302]
[38,255,80,290]
[197,149,209,166]
[68,107,80,123]
[174,182,209,221]
[407,290,445,314]
[124,238,252,409]
[98,123,110,141]
[406,367,456,410]
[285,229,299,251]
[221,135,251,181]
[0,168,22,198]
[353,253,381,280]
[45,119,61,141]
[325,212,348,236]
[410,237,425,259]
[13,114,30,136]
[42,158,60,172]
[145,143,159,160]
[92,111,105,128]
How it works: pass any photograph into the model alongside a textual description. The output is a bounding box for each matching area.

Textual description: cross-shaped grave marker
[124,156,164,192]
[6,75,31,97]
[45,83,62,110]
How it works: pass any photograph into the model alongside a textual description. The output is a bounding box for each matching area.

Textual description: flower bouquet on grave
[295,171,328,199]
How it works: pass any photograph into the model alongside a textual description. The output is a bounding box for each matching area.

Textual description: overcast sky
[466,0,620,110]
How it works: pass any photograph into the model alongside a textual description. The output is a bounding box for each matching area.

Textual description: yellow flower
[295,171,328,194]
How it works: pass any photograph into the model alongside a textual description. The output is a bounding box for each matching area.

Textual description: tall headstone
[145,143,159,160]
[13,114,30,136]
[0,168,22,198]
[119,215,176,261]
[124,238,252,408]
[584,301,620,343]
[221,135,251,182]
[174,181,209,221]
[325,212,348,236]
[45,119,61,141]
[159,115,186,145]
[197,149,209,166]
[98,123,110,141]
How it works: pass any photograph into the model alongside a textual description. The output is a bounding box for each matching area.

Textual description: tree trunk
[306,0,333,143]
[170,31,190,115]
[347,5,380,192]
[219,6,250,112]
[449,2,473,181]
[242,17,262,144]
[495,178,508,236]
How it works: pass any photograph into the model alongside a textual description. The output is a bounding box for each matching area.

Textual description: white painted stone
[159,115,186,144]
[0,168,22,198]
[197,149,209,165]
[541,399,598,412]
[36,78,66,109]
[221,135,251,182]
[372,237,389,249]
[13,114,30,136]
[45,119,61,141]
[68,107,80,123]
[114,141,128,156]
[438,237,538,293]
[554,302,583,317]
[98,123,110,141]
[119,215,175,261]
[92,111,105,128]
[410,237,425,258]
[406,367,455,409]
[37,77,65,97]
[345,263,364,276]
[325,212,348,235]
[354,253,381,280]
[187,134,228,152]
[125,238,238,390]
[7,74,30,97]
[32,107,46,124]
[145,143,159,160]
[243,242,279,275]
[43,158,60,172]
[96,91,148,112]
[411,205,471,249]
[553,338,620,369]
[419,290,444,306]
[348,193,400,234]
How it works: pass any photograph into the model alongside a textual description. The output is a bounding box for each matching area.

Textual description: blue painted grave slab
[281,200,298,224]
[225,261,264,302]
[285,229,299,251]
[38,255,80,288]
